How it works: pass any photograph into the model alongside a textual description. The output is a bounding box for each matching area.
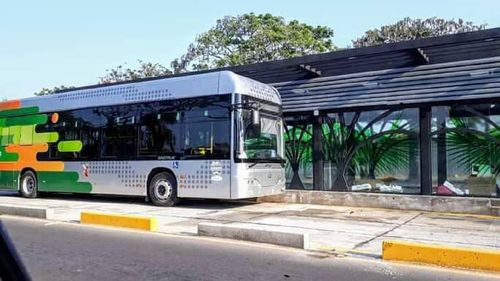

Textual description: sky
[1,0,499,100]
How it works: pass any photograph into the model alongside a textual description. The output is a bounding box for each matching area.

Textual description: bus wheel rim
[22,176,34,194]
[154,180,172,200]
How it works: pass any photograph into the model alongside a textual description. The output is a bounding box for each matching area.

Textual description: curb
[80,211,158,232]
[0,204,54,219]
[198,222,309,249]
[382,240,500,272]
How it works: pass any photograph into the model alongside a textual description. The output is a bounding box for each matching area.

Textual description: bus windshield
[237,108,283,162]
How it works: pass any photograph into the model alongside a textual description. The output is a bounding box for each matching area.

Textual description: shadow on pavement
[0,190,257,210]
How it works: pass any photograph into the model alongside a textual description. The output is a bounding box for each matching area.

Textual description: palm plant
[442,117,500,180]
[355,118,416,180]
[283,123,312,189]
[322,110,417,191]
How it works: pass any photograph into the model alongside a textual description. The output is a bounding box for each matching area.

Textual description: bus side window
[139,109,182,159]
[159,112,182,158]
[138,113,158,156]
[182,97,230,160]
[101,105,137,159]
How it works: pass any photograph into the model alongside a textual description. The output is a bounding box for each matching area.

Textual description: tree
[352,17,486,48]
[33,85,75,96]
[172,13,336,72]
[99,60,172,84]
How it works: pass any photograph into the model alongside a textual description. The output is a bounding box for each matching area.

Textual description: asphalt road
[1,216,497,281]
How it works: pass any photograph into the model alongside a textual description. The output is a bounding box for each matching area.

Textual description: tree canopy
[33,15,488,95]
[352,17,486,48]
[171,13,336,72]
[99,60,172,84]
[33,85,75,96]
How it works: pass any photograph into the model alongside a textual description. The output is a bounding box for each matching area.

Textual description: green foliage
[172,13,336,72]
[33,85,75,96]
[354,118,415,179]
[321,111,417,190]
[284,123,312,189]
[243,135,277,158]
[445,118,500,178]
[352,17,486,48]
[33,15,488,96]
[99,60,172,84]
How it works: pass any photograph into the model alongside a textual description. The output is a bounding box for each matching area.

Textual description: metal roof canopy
[229,27,500,83]
[275,56,500,113]
[57,28,500,112]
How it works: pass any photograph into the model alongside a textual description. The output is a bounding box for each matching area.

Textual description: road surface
[1,216,497,281]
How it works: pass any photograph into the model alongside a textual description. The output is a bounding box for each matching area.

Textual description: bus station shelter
[227,28,500,199]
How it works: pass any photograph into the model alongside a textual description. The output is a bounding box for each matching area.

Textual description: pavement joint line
[352,212,423,250]
[224,216,392,235]
[409,220,500,229]
[427,211,500,220]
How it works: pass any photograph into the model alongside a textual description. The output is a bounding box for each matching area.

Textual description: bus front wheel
[19,170,38,198]
[148,172,179,207]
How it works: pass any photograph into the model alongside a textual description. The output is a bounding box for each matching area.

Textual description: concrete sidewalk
[0,192,498,256]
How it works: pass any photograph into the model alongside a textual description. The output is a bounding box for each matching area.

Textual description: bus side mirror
[252,109,260,126]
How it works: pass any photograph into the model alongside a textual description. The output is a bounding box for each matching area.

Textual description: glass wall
[321,108,420,193]
[283,115,313,190]
[282,100,499,198]
[432,103,500,197]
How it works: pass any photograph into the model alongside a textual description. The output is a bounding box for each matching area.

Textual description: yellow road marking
[80,211,157,231]
[383,240,500,272]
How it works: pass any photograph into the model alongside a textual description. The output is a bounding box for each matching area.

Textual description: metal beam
[419,106,433,195]
[312,114,324,190]
[414,48,430,64]
[299,64,322,77]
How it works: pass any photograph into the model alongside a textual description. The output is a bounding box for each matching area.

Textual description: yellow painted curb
[382,240,500,272]
[80,211,158,232]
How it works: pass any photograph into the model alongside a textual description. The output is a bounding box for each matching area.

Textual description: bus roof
[12,71,281,113]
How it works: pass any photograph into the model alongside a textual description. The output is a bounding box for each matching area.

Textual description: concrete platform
[258,190,500,216]
[0,192,499,257]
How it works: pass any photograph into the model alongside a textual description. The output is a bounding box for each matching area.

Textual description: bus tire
[148,172,179,207]
[19,170,38,198]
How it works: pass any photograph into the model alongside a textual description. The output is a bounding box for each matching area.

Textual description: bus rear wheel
[148,172,179,207]
[19,170,38,198]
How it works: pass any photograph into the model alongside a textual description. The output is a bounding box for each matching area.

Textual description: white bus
[0,71,285,206]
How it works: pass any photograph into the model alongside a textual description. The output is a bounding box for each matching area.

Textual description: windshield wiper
[249,158,266,168]
[248,157,284,168]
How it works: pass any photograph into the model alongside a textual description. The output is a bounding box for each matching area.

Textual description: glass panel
[183,120,230,159]
[182,96,231,160]
[101,105,137,159]
[138,110,182,159]
[432,103,499,197]
[235,94,284,163]
[322,108,420,194]
[240,111,282,160]
[73,108,105,160]
[37,108,105,160]
[284,115,313,190]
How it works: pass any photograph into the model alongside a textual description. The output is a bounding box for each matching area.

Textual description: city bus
[0,71,285,206]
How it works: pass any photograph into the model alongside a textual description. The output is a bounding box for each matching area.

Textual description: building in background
[228,28,500,198]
